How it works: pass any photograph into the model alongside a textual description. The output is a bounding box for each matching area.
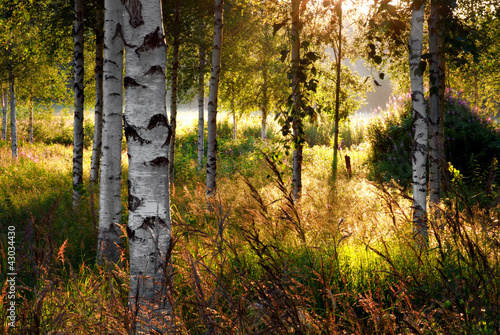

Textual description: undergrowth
[0,111,499,334]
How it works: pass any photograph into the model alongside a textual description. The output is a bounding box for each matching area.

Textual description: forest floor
[0,113,499,334]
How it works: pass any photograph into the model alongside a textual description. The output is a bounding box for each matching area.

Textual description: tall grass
[1,112,499,334]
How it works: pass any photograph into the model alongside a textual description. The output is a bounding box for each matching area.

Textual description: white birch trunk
[428,1,440,208]
[197,22,206,171]
[1,86,7,141]
[291,0,302,200]
[261,67,268,140]
[332,1,342,180]
[206,0,224,200]
[73,0,85,207]
[168,3,180,186]
[231,83,236,140]
[122,0,172,331]
[8,68,17,159]
[409,2,428,245]
[90,2,105,184]
[97,0,124,265]
[28,101,34,143]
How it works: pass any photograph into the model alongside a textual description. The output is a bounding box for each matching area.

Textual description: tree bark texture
[428,1,440,207]
[409,1,428,246]
[291,0,302,200]
[90,2,105,184]
[169,3,180,186]
[197,22,206,171]
[231,83,236,140]
[122,0,173,332]
[332,0,342,181]
[8,68,17,159]
[206,0,224,200]
[97,0,124,265]
[438,37,447,191]
[73,0,85,207]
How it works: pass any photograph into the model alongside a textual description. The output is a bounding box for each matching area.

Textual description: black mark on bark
[145,65,164,76]
[121,0,144,28]
[148,156,169,167]
[136,27,164,56]
[146,114,168,130]
[124,76,146,89]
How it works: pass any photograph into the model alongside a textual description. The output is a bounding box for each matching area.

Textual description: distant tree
[97,0,124,265]
[72,0,85,207]
[122,0,173,331]
[90,0,104,191]
[206,0,224,202]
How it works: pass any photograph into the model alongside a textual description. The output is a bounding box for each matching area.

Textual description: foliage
[366,91,500,190]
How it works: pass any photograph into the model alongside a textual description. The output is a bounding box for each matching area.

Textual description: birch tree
[206,0,224,201]
[197,21,206,171]
[122,0,172,331]
[97,0,124,264]
[291,0,303,200]
[168,1,180,186]
[428,0,440,208]
[409,0,428,245]
[73,0,85,207]
[90,1,104,187]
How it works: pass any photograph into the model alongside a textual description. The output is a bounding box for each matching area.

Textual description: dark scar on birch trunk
[135,27,165,56]
[124,122,150,145]
[124,76,146,89]
[140,216,167,229]
[146,114,168,130]
[121,0,144,28]
[148,156,169,167]
[129,194,141,212]
[145,65,164,76]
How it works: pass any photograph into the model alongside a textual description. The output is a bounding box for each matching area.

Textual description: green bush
[367,92,500,188]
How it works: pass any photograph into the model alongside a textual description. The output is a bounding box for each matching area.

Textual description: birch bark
[409,1,428,245]
[72,0,85,207]
[197,22,206,171]
[90,2,105,185]
[168,2,180,186]
[97,0,124,264]
[291,0,302,200]
[428,0,440,208]
[206,0,224,200]
[122,0,173,331]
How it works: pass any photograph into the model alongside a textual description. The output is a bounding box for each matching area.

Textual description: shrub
[367,91,500,188]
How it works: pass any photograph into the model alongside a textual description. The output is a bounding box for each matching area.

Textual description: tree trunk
[8,68,17,159]
[261,67,268,140]
[231,82,236,140]
[90,1,104,185]
[428,0,440,208]
[206,0,224,201]
[122,0,172,332]
[1,86,7,141]
[169,2,180,186]
[291,0,302,200]
[332,0,342,181]
[438,38,447,192]
[197,22,206,172]
[72,0,85,207]
[97,0,124,265]
[409,1,428,246]
[90,1,104,227]
[28,101,34,143]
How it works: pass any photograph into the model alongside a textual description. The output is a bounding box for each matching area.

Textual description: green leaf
[305,51,319,62]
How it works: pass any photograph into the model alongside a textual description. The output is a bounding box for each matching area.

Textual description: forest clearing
[1,0,500,334]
